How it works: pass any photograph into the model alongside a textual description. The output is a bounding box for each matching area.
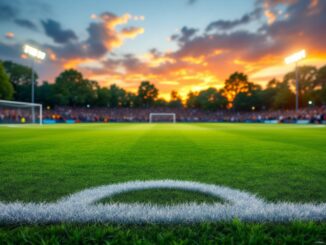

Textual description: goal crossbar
[0,100,42,108]
[149,113,176,123]
[0,100,43,125]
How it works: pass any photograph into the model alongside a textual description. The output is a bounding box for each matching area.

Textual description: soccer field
[0,123,326,243]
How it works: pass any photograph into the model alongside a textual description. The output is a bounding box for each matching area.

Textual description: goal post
[149,113,176,123]
[0,100,43,125]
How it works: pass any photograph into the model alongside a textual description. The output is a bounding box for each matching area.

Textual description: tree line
[0,60,325,111]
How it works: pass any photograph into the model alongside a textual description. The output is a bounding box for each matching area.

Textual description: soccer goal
[0,100,43,125]
[149,113,176,123]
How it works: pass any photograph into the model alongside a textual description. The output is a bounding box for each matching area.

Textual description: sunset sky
[0,0,325,100]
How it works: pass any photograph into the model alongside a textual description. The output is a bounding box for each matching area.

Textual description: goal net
[0,100,43,125]
[149,113,176,123]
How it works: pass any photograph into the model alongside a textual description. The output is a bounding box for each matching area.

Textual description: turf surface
[99,188,223,204]
[0,123,325,243]
[1,222,325,244]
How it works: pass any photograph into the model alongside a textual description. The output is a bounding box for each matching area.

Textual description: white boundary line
[0,180,325,224]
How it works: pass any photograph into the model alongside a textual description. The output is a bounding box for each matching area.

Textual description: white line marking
[0,180,325,224]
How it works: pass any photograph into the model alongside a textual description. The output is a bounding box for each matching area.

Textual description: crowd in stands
[1,106,325,124]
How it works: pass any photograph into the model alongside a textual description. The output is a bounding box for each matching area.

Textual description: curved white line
[0,180,325,224]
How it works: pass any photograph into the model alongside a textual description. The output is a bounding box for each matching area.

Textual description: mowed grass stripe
[197,123,326,152]
[86,124,228,205]
[113,123,207,177]
[0,124,148,166]
[0,124,151,202]
[0,123,325,204]
[180,123,326,202]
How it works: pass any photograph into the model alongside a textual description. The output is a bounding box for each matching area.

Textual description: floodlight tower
[284,49,306,112]
[23,45,46,123]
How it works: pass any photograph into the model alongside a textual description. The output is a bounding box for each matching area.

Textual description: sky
[0,0,325,100]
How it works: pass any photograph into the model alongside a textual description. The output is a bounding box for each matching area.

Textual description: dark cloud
[85,22,110,57]
[49,43,85,60]
[149,48,164,58]
[4,0,326,92]
[187,0,197,5]
[257,0,326,54]
[47,12,144,62]
[41,19,78,44]
[84,53,148,78]
[0,0,51,22]
[28,0,52,14]
[0,41,22,59]
[14,19,38,31]
[175,0,326,61]
[85,0,326,90]
[120,54,145,72]
[0,3,18,21]
[79,1,310,88]
[171,26,199,45]
[206,7,262,32]
[80,12,135,58]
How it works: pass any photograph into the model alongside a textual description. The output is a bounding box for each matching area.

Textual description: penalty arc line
[0,180,325,224]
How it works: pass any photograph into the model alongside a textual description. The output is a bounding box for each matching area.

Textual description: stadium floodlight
[284,50,306,65]
[284,49,306,112]
[23,44,46,124]
[23,45,46,60]
[149,113,176,123]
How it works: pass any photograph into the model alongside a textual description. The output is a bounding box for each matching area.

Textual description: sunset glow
[285,50,306,65]
[1,0,326,100]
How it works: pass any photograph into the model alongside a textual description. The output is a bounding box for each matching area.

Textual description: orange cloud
[42,1,326,101]
[264,10,276,24]
[60,12,144,69]
[5,32,15,39]
[90,14,97,20]
[64,58,91,69]
[101,13,132,29]
[120,27,145,39]
[140,52,175,67]
[100,13,144,49]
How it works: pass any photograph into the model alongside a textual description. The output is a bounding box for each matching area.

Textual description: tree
[223,72,251,107]
[107,84,126,108]
[54,69,83,106]
[76,79,99,105]
[169,90,183,108]
[185,88,227,110]
[259,79,281,110]
[186,91,199,109]
[154,98,168,107]
[125,92,138,108]
[36,81,55,106]
[0,62,14,100]
[284,66,317,107]
[137,81,158,107]
[233,83,262,111]
[54,69,98,106]
[258,79,295,110]
[96,87,110,107]
[314,65,326,105]
[197,88,228,111]
[316,65,326,89]
[97,84,137,108]
[3,60,38,102]
[272,80,295,109]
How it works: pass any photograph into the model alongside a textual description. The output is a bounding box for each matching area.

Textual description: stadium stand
[1,107,325,124]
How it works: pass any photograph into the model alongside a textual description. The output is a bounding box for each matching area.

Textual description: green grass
[0,123,325,243]
[0,222,325,244]
[98,188,223,204]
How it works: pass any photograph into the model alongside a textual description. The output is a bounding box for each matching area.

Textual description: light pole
[284,49,306,112]
[23,45,46,123]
